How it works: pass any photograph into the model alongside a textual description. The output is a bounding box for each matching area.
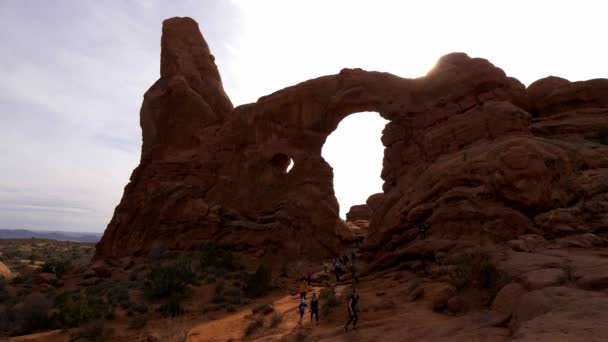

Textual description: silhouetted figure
[344,288,360,332]
[310,293,319,323]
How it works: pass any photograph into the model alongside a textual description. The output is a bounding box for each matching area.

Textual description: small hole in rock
[271,153,294,174]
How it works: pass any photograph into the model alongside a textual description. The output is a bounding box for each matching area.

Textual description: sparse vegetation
[446,248,511,305]
[51,289,111,329]
[40,257,72,278]
[244,264,272,297]
[144,257,196,300]
[244,317,264,336]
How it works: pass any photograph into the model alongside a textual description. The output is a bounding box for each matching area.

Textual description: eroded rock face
[95,17,608,263]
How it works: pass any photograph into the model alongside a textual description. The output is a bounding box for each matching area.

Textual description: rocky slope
[96,17,608,269]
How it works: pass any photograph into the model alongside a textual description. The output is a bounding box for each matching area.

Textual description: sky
[0,1,606,231]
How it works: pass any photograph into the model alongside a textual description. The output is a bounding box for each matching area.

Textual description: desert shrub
[407,277,423,293]
[69,320,113,342]
[128,315,148,330]
[40,258,71,278]
[144,258,195,300]
[320,288,340,315]
[224,305,236,313]
[244,317,264,336]
[270,312,282,327]
[447,249,501,292]
[106,282,129,308]
[0,277,10,303]
[159,294,184,317]
[244,264,272,298]
[51,290,110,329]
[11,293,52,335]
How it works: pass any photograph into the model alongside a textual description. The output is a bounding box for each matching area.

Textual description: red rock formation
[95,17,608,265]
[346,204,372,222]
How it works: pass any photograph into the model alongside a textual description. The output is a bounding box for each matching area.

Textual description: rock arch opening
[321,112,389,218]
[271,153,294,174]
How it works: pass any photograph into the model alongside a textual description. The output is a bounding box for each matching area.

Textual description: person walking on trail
[298,297,307,325]
[299,279,308,300]
[334,259,342,282]
[344,288,360,332]
[418,222,430,240]
[310,292,319,324]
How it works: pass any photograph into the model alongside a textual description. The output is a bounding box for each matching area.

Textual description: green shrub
[69,320,113,342]
[244,264,272,298]
[144,258,195,300]
[244,317,264,336]
[159,294,184,317]
[447,249,509,296]
[270,312,282,327]
[40,258,71,278]
[128,315,148,330]
[51,290,110,329]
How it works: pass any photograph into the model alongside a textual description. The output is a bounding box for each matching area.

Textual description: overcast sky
[1,1,606,232]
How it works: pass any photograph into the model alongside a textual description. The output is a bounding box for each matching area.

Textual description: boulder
[491,283,525,315]
[431,284,456,311]
[517,268,564,290]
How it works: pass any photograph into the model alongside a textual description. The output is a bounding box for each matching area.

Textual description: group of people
[333,250,357,283]
[297,282,360,333]
[297,290,319,325]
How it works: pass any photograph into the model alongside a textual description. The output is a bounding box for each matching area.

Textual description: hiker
[310,292,319,324]
[344,288,360,332]
[351,250,356,265]
[307,268,312,286]
[342,254,349,265]
[298,297,307,324]
[299,279,308,300]
[418,222,430,240]
[334,259,342,282]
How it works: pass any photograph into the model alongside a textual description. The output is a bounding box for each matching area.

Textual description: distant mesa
[95,17,608,265]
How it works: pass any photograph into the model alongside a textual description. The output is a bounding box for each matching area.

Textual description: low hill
[0,229,101,243]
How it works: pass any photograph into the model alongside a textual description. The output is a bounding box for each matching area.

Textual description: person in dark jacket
[310,292,319,323]
[344,288,360,332]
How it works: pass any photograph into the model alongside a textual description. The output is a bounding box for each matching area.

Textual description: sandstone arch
[96,17,608,264]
